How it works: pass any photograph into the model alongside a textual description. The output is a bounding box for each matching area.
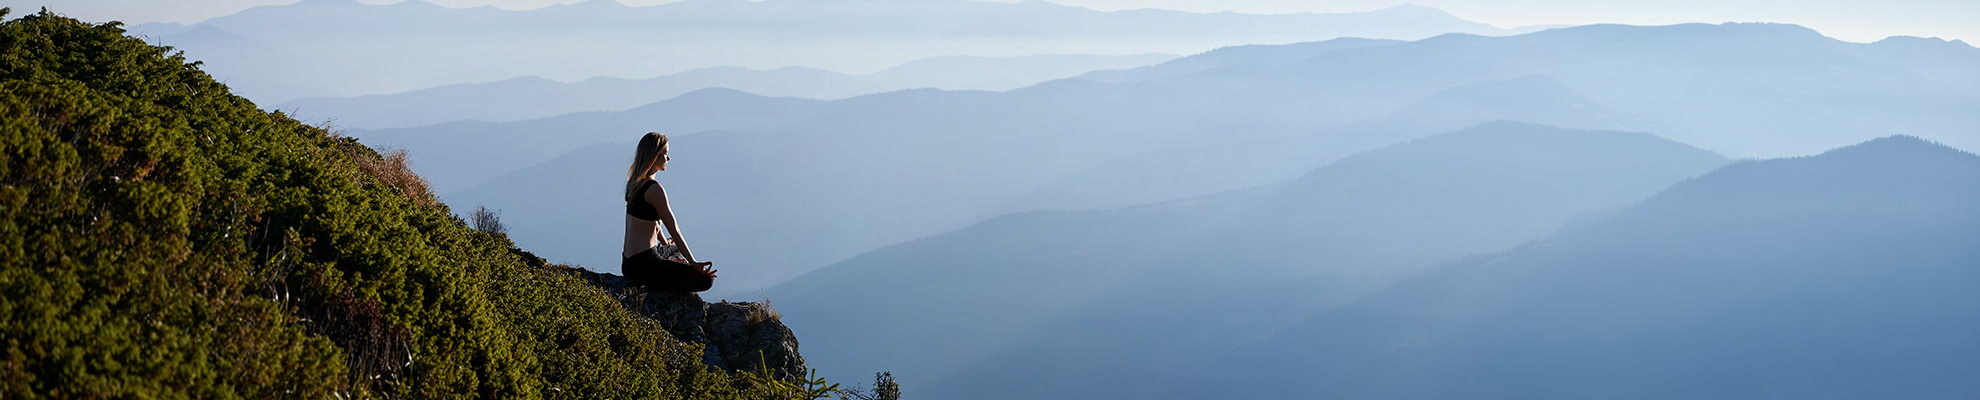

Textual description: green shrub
[0,9,822,399]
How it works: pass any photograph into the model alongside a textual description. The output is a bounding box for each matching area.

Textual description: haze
[20,0,1978,397]
[24,0,1978,43]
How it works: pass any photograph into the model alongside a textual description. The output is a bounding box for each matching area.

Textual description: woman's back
[624,179,663,258]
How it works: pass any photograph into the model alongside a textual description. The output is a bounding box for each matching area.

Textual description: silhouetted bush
[470,205,506,234]
[838,372,902,400]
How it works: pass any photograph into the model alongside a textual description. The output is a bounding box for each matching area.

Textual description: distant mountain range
[126,0,1542,103]
[277,53,1178,129]
[1190,135,1980,399]
[765,131,1980,398]
[766,122,1734,394]
[366,22,1980,296]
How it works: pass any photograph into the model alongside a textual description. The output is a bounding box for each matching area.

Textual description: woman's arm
[646,183,712,269]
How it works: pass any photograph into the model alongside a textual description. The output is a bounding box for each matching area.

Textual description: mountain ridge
[278,53,1177,129]
[131,0,1535,101]
[769,122,1732,395]
[1189,135,1980,399]
[380,21,1977,301]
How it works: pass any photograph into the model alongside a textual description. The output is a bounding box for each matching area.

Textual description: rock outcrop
[567,269,808,381]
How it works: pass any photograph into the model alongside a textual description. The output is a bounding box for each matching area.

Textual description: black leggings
[622,246,713,292]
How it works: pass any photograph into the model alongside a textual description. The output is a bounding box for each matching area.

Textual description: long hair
[625,132,667,202]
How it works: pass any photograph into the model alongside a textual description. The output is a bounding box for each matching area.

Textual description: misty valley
[7,0,1980,398]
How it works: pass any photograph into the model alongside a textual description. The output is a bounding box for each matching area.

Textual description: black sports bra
[626,180,661,221]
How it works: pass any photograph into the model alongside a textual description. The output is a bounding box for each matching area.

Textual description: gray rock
[563,268,809,382]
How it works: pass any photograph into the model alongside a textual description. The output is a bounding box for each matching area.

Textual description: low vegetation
[0,9,842,398]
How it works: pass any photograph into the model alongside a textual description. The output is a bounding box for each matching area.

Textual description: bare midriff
[623,214,663,258]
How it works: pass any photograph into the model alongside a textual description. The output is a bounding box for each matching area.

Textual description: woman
[622,132,717,292]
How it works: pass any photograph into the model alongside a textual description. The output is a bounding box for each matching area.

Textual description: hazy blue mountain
[276,53,1176,129]
[424,57,1495,293]
[1189,136,1980,399]
[133,24,371,106]
[1276,22,1980,157]
[987,74,1658,214]
[184,0,1516,42]
[1840,36,1980,98]
[434,81,1236,292]
[863,53,1180,92]
[407,49,1481,291]
[130,0,1526,102]
[282,68,857,130]
[380,22,1979,299]
[1074,37,1402,83]
[1058,21,1980,159]
[767,122,1730,393]
[354,88,831,194]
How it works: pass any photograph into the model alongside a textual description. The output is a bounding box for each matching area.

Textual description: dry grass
[328,136,436,208]
[355,147,436,208]
[745,298,783,326]
[320,123,435,208]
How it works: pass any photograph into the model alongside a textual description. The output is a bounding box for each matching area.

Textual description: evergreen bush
[0,9,825,398]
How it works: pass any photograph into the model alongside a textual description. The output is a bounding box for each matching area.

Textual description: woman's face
[654,144,671,172]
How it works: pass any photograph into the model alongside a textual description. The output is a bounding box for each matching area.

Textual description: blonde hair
[625,132,667,201]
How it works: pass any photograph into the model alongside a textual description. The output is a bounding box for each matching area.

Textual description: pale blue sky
[12,0,1977,43]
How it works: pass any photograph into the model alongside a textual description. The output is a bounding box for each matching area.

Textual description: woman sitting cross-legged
[621,132,717,292]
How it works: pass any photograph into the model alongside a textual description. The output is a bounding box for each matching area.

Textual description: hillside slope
[0,11,818,399]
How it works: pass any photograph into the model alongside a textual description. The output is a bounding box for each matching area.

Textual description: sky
[8,0,1977,44]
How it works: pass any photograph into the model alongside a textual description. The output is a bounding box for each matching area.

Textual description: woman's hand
[692,261,717,278]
